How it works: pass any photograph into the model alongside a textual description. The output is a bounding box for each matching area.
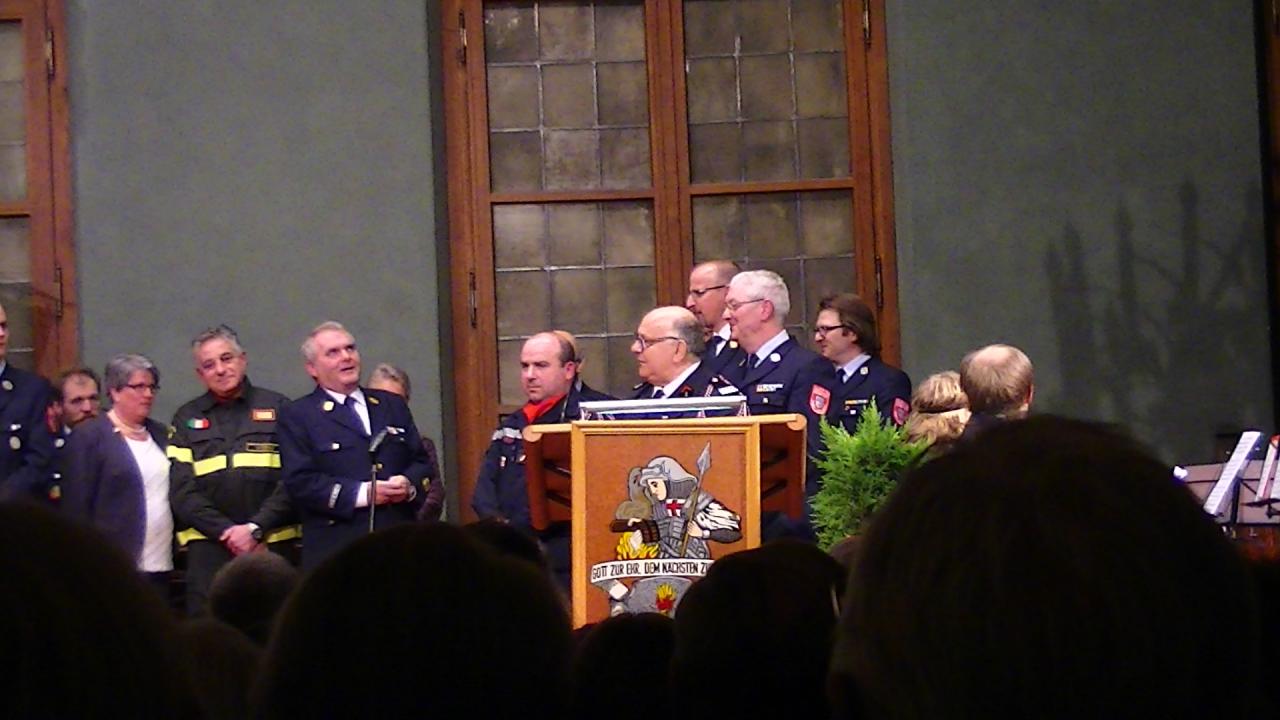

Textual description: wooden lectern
[524,414,807,627]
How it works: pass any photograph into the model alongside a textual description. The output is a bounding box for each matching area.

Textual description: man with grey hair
[278,321,431,569]
[367,363,411,400]
[168,324,296,615]
[723,270,826,539]
[631,306,739,403]
[0,300,55,503]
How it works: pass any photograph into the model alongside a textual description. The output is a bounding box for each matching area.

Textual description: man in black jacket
[169,325,295,615]
[472,331,612,587]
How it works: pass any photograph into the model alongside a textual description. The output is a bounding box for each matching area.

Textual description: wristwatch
[249,523,264,542]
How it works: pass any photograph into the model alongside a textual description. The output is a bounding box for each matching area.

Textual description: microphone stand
[368,429,388,534]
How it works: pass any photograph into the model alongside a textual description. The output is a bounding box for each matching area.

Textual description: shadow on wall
[1045,180,1268,463]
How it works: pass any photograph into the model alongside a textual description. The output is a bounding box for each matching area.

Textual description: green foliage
[811,404,927,550]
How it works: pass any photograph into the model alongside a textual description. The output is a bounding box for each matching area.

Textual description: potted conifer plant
[811,404,927,551]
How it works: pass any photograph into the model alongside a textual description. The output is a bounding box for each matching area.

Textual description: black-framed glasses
[687,284,728,299]
[124,382,160,394]
[725,298,766,313]
[815,324,851,337]
[633,334,682,352]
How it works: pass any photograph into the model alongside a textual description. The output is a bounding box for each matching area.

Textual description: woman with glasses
[63,354,174,599]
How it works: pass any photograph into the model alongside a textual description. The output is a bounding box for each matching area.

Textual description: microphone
[368,428,389,457]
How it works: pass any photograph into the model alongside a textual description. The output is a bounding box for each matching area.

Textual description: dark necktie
[652,388,665,399]
[344,395,365,434]
[710,335,725,356]
[750,354,762,370]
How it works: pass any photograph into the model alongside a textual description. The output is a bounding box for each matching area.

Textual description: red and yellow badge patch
[892,397,910,425]
[808,385,831,415]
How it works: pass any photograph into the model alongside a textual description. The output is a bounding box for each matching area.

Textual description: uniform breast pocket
[752,383,789,409]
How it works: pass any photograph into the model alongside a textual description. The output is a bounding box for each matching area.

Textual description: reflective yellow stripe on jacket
[167,451,281,477]
[175,524,301,547]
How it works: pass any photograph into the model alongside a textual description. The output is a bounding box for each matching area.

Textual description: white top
[126,435,173,572]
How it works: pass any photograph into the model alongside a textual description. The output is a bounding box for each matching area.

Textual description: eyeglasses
[687,284,728,300]
[815,324,851,337]
[725,298,766,313]
[633,334,682,352]
[124,382,160,394]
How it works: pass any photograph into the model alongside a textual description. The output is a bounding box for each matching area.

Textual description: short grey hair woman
[62,353,174,602]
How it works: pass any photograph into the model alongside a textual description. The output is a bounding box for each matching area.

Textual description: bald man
[631,306,739,402]
[958,343,1034,441]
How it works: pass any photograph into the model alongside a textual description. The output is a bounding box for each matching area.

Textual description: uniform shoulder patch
[892,397,910,426]
[809,385,832,414]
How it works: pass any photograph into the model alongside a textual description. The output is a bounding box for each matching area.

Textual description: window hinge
[457,11,468,66]
[873,255,884,309]
[54,264,64,319]
[468,270,478,328]
[862,0,871,47]
[44,26,54,78]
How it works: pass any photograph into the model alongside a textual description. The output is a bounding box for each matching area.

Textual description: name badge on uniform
[252,408,276,422]
[756,383,783,393]
[187,417,210,430]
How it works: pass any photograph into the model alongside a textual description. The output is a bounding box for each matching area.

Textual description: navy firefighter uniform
[278,385,430,570]
[631,360,742,401]
[700,332,746,379]
[724,333,823,541]
[472,379,612,587]
[0,362,54,503]
[168,379,298,613]
[802,355,912,435]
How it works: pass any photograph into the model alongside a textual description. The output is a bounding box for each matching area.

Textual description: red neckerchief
[522,394,566,424]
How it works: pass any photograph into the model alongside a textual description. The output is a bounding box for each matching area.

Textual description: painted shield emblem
[809,385,831,415]
[892,397,910,425]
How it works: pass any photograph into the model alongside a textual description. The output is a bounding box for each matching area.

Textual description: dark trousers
[184,540,232,616]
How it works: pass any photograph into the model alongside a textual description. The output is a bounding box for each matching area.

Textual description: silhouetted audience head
[463,517,551,575]
[0,504,196,716]
[903,370,969,453]
[671,540,846,718]
[177,618,262,720]
[255,523,571,719]
[831,416,1265,719]
[208,550,300,646]
[572,613,676,720]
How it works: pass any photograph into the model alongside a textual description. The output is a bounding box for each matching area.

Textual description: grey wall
[66,2,446,467]
[888,1,1272,463]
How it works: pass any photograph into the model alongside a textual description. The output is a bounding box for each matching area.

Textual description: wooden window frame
[442,0,897,518]
[0,0,74,376]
